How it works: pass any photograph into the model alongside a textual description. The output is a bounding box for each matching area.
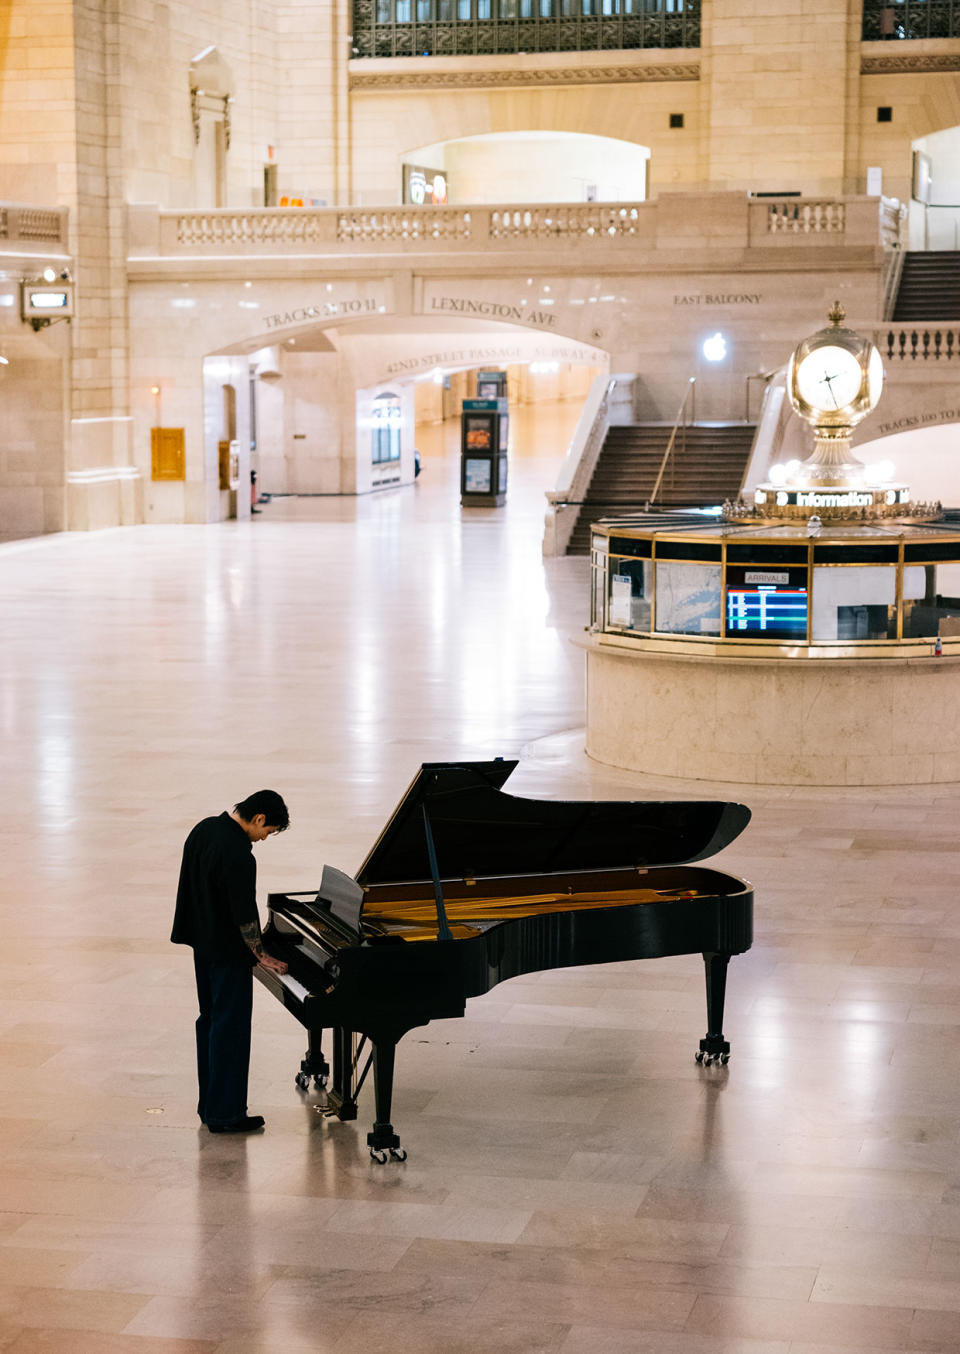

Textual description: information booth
[460,398,509,507]
[476,370,508,399]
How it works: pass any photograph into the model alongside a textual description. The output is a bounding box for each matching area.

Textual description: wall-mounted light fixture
[21,267,74,331]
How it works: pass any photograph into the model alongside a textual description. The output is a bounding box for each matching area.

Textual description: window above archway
[352,0,698,59]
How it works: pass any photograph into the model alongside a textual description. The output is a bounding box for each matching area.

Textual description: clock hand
[819,372,841,409]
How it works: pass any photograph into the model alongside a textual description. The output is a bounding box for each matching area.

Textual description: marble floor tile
[3,410,960,1353]
[0,1335,215,1354]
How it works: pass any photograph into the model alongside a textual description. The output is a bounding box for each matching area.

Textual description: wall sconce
[21,270,74,331]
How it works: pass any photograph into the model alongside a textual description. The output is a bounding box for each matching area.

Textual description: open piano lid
[355,759,751,888]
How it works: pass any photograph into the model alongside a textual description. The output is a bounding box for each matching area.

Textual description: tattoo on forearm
[240,922,264,959]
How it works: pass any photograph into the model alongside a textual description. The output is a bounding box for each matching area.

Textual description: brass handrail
[648,377,695,507]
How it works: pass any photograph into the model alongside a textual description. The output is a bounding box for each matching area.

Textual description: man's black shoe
[207,1115,265,1134]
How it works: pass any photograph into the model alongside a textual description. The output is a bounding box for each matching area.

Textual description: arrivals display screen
[725,566,807,639]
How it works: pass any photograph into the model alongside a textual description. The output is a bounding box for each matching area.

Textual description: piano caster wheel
[696,1051,730,1068]
[369,1146,407,1163]
[295,1072,310,1091]
[313,1074,329,1090]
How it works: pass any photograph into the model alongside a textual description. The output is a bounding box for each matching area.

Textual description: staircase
[565,422,755,555]
[892,252,960,321]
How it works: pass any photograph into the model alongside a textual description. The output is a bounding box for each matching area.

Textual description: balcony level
[351,0,698,58]
[128,193,903,279]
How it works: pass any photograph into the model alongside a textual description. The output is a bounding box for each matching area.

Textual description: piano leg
[327,1027,358,1121]
[367,1041,407,1162]
[697,952,732,1067]
[295,1030,330,1092]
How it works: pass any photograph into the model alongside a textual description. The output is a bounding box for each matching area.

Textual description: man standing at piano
[172,790,290,1134]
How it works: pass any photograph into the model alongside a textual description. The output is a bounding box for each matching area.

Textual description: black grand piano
[254,760,753,1161]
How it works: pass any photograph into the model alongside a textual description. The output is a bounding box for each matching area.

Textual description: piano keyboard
[273,970,311,1003]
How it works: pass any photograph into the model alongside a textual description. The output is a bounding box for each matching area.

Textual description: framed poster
[465,416,492,450]
[464,458,492,494]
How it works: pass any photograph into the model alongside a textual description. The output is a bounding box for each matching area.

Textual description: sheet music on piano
[315,864,364,935]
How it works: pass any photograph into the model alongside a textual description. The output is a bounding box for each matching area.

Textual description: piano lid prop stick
[421,804,454,942]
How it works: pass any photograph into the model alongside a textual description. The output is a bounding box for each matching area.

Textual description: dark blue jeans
[193,952,253,1127]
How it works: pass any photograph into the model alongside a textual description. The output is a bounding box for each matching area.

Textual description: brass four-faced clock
[787,301,884,431]
[749,302,914,520]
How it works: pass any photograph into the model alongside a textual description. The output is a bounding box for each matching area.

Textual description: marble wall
[3,1,960,531]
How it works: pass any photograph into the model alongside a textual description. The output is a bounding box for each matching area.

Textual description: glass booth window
[811,565,896,641]
[608,558,652,632]
[902,561,960,638]
[655,561,722,636]
[371,393,402,465]
[591,553,607,628]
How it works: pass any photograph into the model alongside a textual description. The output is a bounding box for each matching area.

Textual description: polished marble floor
[2,402,960,1353]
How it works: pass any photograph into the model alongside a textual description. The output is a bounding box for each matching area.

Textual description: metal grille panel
[353,0,700,57]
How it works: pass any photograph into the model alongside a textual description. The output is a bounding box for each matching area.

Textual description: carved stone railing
[747,195,901,250]
[877,327,960,361]
[0,204,68,247]
[337,209,475,242]
[765,200,846,234]
[173,210,337,248]
[489,204,646,240]
[135,195,901,261]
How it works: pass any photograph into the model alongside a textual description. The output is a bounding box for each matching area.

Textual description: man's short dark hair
[234,790,290,831]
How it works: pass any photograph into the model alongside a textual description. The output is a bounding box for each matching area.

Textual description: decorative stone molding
[189,46,233,147]
[861,53,960,74]
[349,60,699,90]
[0,205,65,243]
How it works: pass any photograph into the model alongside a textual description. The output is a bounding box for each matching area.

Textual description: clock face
[867,346,884,404]
[795,345,863,411]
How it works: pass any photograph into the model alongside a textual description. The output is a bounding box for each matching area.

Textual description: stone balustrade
[135,194,901,260]
[877,327,960,361]
[0,204,68,250]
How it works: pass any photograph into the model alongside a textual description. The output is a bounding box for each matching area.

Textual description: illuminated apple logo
[702,332,728,362]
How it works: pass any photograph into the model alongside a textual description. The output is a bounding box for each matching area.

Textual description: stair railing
[648,377,695,507]
[542,374,617,556]
[881,244,905,320]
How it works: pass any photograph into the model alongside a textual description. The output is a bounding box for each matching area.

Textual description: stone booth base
[584,640,960,786]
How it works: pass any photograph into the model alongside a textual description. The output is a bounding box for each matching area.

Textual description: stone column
[700,0,860,196]
[68,0,142,530]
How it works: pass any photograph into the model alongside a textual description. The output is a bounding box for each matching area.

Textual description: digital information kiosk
[461,398,509,508]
